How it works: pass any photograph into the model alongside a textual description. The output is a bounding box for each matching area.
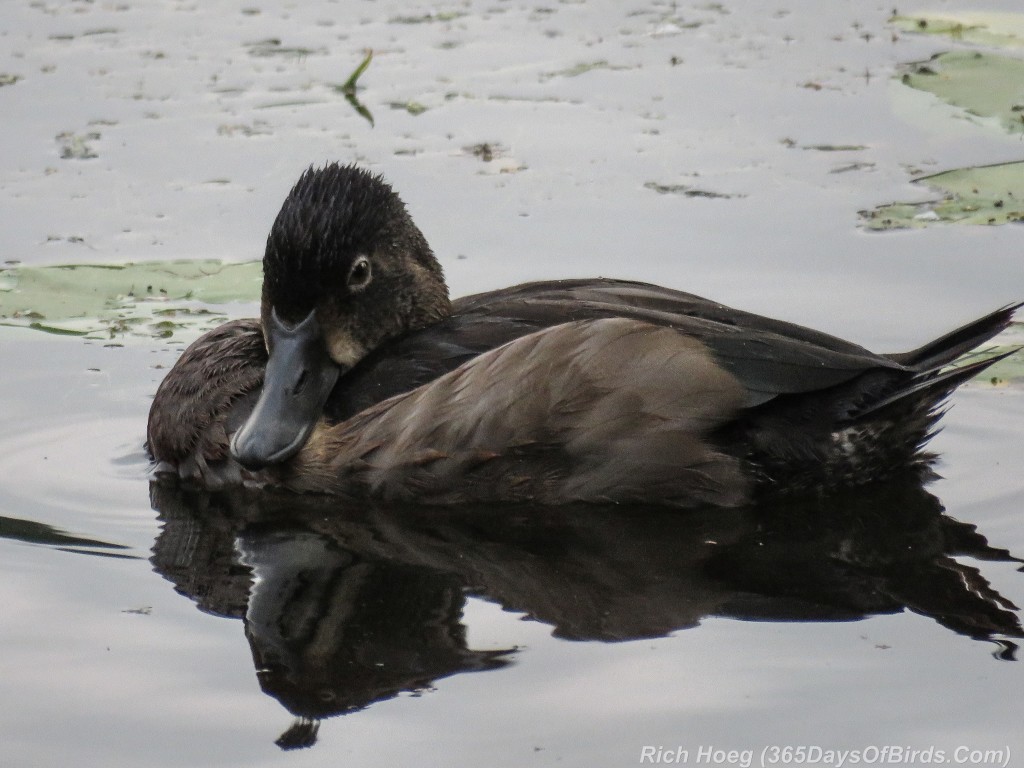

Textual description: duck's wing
[455,278,870,353]
[295,318,751,507]
[338,278,901,414]
[459,279,908,406]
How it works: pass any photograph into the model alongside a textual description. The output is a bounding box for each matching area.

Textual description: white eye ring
[347,255,372,292]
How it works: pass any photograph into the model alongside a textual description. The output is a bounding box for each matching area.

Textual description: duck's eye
[347,256,372,292]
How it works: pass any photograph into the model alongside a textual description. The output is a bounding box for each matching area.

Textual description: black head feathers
[262,163,409,321]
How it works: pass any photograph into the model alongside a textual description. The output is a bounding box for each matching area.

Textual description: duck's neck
[404,241,453,332]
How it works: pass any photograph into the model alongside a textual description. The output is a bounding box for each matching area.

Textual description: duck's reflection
[149,480,1023,749]
[239,525,509,749]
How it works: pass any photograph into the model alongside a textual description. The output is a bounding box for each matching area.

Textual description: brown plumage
[146,163,1020,506]
[288,319,749,505]
[147,320,267,487]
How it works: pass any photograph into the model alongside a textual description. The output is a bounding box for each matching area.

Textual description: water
[1,1,1023,765]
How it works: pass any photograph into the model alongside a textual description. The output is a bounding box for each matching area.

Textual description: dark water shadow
[148,479,1023,750]
[0,514,137,559]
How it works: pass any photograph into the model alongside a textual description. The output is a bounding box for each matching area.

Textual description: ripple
[0,414,154,551]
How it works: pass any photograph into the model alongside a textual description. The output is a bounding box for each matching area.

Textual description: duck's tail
[839,308,1021,484]
[746,305,1020,495]
[855,347,1018,423]
[859,303,1021,421]
[885,303,1021,370]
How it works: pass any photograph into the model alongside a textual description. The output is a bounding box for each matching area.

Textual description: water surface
[1,1,1023,765]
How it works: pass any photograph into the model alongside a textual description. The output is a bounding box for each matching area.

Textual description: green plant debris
[332,50,375,126]
[781,138,867,151]
[245,38,325,58]
[339,50,373,96]
[0,74,21,87]
[465,142,504,162]
[217,121,272,137]
[830,162,875,174]
[255,99,324,110]
[801,144,868,152]
[0,260,261,341]
[891,12,1024,49]
[389,11,467,24]
[900,51,1024,134]
[859,160,1024,230]
[542,60,630,79]
[644,181,742,199]
[486,94,583,105]
[388,100,428,115]
[57,131,100,160]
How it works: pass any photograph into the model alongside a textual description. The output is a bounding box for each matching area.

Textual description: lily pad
[891,12,1024,50]
[0,260,261,341]
[859,160,1024,230]
[971,324,1024,387]
[900,51,1024,135]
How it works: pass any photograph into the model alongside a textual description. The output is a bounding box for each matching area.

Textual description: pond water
[2,1,1023,766]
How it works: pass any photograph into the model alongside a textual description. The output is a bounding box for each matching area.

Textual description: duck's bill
[230,309,341,469]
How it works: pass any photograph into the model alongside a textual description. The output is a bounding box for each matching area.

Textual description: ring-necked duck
[147,163,1019,505]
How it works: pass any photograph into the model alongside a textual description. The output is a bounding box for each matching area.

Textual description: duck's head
[230,163,451,469]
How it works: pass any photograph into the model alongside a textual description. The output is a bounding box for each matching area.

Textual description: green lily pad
[900,51,1024,134]
[891,12,1024,49]
[971,324,1024,386]
[859,160,1024,230]
[0,260,261,341]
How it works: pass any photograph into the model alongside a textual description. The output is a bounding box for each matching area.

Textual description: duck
[147,162,1019,506]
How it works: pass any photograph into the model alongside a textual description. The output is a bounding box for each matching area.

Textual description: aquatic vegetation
[865,12,1024,230]
[891,11,1024,49]
[56,131,100,160]
[333,50,375,125]
[860,161,1024,230]
[900,51,1024,135]
[0,260,260,341]
[643,181,741,199]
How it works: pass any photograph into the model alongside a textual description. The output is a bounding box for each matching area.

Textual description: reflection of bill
[149,478,1024,750]
[237,526,509,749]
